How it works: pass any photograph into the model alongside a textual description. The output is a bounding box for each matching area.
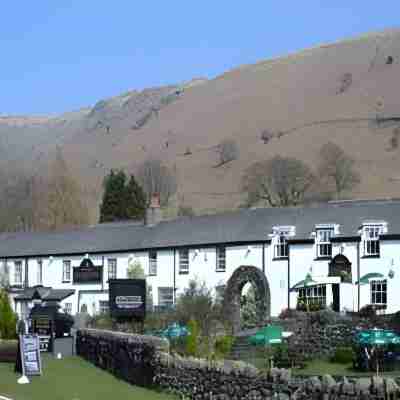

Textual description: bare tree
[136,159,177,207]
[260,129,274,144]
[216,139,239,166]
[318,142,360,199]
[46,148,89,230]
[242,156,315,207]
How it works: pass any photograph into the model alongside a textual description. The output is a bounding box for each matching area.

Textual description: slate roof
[13,286,75,301]
[1,199,400,258]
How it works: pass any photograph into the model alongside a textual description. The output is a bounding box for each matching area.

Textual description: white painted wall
[6,235,400,320]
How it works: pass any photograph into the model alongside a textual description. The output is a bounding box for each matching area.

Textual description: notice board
[19,334,42,376]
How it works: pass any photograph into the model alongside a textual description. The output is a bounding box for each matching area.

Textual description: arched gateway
[223,265,271,334]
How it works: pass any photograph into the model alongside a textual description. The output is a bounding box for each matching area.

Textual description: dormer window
[362,223,385,257]
[316,226,334,258]
[272,226,295,259]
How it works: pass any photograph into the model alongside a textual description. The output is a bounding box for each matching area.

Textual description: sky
[1,1,399,115]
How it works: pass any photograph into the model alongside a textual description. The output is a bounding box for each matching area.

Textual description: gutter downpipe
[287,245,290,310]
[262,243,265,274]
[357,240,360,312]
[173,249,176,305]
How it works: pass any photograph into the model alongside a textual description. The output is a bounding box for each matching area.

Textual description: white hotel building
[2,198,400,320]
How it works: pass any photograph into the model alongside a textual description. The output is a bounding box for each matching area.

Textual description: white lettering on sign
[115,295,143,309]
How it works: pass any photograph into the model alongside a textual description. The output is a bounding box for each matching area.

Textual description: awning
[356,273,385,285]
[14,285,75,302]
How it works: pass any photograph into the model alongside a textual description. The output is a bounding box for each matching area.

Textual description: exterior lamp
[204,251,208,262]
[246,246,252,256]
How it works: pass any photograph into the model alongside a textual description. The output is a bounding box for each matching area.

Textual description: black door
[332,284,340,312]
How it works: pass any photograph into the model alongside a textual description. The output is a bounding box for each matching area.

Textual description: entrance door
[332,284,340,312]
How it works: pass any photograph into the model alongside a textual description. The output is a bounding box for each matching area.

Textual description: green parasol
[355,329,400,345]
[249,325,283,346]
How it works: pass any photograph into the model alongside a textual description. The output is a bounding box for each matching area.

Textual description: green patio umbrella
[290,273,317,291]
[356,273,385,285]
[249,325,283,346]
[355,329,400,345]
[161,323,189,339]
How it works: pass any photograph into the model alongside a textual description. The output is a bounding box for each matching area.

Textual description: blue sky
[1,1,399,115]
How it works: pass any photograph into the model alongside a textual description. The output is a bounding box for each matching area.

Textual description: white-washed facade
[4,204,400,319]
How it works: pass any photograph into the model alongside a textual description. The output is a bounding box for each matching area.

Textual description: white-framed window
[275,233,288,258]
[64,303,72,314]
[363,224,383,256]
[14,261,22,285]
[272,226,294,259]
[216,246,226,272]
[158,287,174,307]
[62,260,71,282]
[179,249,189,274]
[316,228,333,257]
[37,260,43,285]
[371,279,387,305]
[99,300,109,314]
[107,258,117,280]
[298,285,326,307]
[149,251,157,276]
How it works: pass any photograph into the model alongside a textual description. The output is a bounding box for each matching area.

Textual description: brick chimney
[145,193,162,226]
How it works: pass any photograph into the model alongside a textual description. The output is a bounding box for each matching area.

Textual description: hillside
[2,29,400,220]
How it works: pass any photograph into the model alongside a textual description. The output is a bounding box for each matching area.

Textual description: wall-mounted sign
[109,279,146,320]
[73,259,103,283]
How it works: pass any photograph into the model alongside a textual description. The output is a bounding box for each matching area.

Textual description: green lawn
[0,355,176,400]
[293,359,400,377]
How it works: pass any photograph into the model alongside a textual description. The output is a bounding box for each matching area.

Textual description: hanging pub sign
[109,279,146,320]
[73,257,103,283]
[15,334,42,376]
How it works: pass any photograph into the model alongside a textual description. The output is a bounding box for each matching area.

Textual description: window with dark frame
[37,260,43,285]
[216,246,226,271]
[158,287,174,307]
[107,258,117,280]
[99,300,109,314]
[363,225,381,256]
[14,261,22,285]
[62,260,71,282]
[179,248,189,274]
[149,251,157,276]
[298,285,326,307]
[64,303,72,314]
[316,228,333,258]
[371,279,387,305]
[275,233,288,258]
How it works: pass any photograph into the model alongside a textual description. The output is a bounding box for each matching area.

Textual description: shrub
[310,309,337,326]
[278,308,297,319]
[186,319,199,357]
[0,340,18,362]
[214,335,235,358]
[359,305,376,319]
[331,347,354,364]
[0,290,17,339]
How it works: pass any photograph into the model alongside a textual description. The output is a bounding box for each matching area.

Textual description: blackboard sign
[73,265,103,283]
[19,334,42,376]
[109,279,146,320]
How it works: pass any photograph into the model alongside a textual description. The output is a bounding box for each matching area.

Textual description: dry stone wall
[76,329,400,399]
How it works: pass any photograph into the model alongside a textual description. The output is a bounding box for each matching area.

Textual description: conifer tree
[99,170,147,222]
[0,290,17,339]
[125,175,146,220]
[99,170,127,222]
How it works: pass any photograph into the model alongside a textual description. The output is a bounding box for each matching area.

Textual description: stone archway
[223,265,271,334]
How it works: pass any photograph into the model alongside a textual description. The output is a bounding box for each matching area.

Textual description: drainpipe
[357,241,360,312]
[173,249,176,305]
[287,245,290,309]
[262,243,265,274]
[24,258,29,288]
